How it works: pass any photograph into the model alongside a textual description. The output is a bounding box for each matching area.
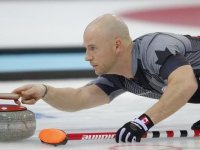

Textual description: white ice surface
[0,78,200,150]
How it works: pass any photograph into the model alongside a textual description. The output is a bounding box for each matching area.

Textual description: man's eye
[90,47,96,51]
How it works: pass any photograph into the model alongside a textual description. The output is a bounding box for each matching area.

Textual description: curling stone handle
[0,93,20,100]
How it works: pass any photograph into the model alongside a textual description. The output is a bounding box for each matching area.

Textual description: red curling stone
[0,104,27,112]
[0,104,36,141]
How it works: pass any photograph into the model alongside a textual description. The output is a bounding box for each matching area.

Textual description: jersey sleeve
[86,75,125,101]
[144,34,189,80]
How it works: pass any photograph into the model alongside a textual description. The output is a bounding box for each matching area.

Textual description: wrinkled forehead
[83,26,99,48]
[84,24,99,38]
[83,24,112,44]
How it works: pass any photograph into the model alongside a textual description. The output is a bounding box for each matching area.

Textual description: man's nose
[85,50,93,61]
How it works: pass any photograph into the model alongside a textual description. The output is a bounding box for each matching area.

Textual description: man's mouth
[93,65,98,68]
[91,63,98,68]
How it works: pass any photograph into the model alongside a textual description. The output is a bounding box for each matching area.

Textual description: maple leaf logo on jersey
[155,47,173,65]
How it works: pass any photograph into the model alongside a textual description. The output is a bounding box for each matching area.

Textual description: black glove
[115,114,154,143]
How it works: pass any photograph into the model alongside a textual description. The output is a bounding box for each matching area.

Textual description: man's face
[83,30,117,75]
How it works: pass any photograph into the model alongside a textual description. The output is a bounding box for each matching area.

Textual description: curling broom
[39,129,200,145]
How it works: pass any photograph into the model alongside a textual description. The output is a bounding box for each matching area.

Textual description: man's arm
[43,84,110,112]
[115,65,198,143]
[13,84,110,112]
[145,65,198,124]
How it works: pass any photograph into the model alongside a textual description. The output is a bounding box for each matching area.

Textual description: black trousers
[185,35,200,103]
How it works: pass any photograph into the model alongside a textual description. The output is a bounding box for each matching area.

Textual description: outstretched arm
[43,85,110,112]
[115,65,198,143]
[145,65,198,124]
[13,84,110,112]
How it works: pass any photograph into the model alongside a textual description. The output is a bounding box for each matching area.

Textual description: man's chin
[94,70,104,76]
[95,72,101,76]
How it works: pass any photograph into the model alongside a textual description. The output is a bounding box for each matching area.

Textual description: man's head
[83,14,132,75]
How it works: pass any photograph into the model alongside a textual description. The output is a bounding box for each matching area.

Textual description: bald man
[13,14,200,143]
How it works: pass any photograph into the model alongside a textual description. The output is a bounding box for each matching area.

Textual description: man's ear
[115,37,122,53]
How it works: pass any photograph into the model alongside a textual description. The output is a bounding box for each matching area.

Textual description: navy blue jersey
[88,33,200,103]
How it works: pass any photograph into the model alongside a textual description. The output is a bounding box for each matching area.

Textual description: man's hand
[115,114,154,143]
[115,121,145,142]
[12,84,47,105]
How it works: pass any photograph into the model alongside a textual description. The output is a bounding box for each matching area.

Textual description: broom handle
[67,129,200,140]
[0,93,20,100]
